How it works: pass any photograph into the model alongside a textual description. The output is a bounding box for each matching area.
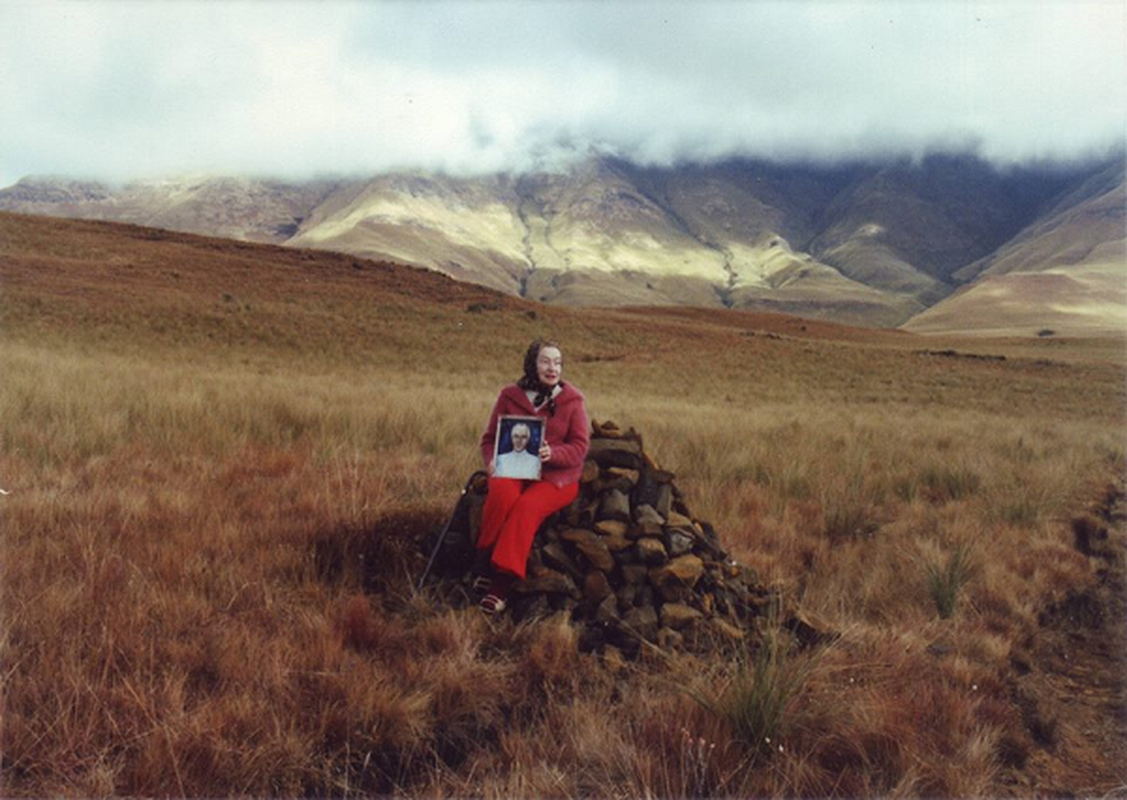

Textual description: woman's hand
[539,443,551,462]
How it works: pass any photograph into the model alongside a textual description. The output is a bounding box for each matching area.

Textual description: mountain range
[3,153,1123,335]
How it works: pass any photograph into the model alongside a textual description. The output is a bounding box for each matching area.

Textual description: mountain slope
[288,173,531,294]
[954,159,1126,281]
[806,155,1074,302]
[288,159,913,320]
[1,155,1122,333]
[904,160,1126,336]
[0,175,342,243]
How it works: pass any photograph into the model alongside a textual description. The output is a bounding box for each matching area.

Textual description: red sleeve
[547,398,590,469]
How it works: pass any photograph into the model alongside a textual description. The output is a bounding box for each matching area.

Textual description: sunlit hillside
[1,211,1124,797]
[7,154,1120,332]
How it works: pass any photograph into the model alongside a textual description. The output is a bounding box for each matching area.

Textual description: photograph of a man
[492,416,544,480]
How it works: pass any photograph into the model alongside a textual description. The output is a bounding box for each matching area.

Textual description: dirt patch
[1001,481,1127,795]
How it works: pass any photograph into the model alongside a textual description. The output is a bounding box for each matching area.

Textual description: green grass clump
[694,621,813,760]
[925,544,976,619]
[920,465,982,502]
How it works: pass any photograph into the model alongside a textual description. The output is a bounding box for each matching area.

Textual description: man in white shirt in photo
[493,422,541,480]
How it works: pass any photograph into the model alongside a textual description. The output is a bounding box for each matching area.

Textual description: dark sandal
[471,576,492,595]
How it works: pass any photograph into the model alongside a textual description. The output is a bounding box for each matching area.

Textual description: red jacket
[480,382,590,488]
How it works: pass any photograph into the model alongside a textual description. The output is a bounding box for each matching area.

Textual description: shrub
[893,474,919,502]
[919,465,981,503]
[822,493,880,542]
[925,544,976,619]
[693,620,814,760]
[997,498,1041,527]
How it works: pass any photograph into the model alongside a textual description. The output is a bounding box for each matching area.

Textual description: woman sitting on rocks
[475,339,590,615]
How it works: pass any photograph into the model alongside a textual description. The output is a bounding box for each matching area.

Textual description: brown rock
[574,500,599,527]
[581,459,601,483]
[635,537,669,567]
[562,528,615,572]
[602,644,627,674]
[665,529,695,557]
[594,519,628,537]
[701,592,715,615]
[655,484,673,519]
[602,533,632,553]
[657,627,684,650]
[588,439,643,469]
[666,511,694,529]
[665,554,705,582]
[632,468,661,509]
[559,527,597,542]
[579,539,616,572]
[515,568,578,597]
[637,585,655,608]
[595,475,636,494]
[541,542,582,578]
[652,469,676,484]
[599,527,635,552]
[711,618,746,641]
[583,570,613,606]
[595,594,621,624]
[634,504,665,526]
[598,490,632,522]
[650,555,705,602]
[592,418,620,436]
[660,602,703,630]
[622,606,659,641]
[607,467,640,486]
[629,519,665,539]
[620,563,649,585]
[616,585,637,609]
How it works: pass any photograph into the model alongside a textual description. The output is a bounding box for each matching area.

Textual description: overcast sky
[1,1,1124,187]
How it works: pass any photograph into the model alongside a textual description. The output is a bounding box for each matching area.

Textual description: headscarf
[517,338,562,416]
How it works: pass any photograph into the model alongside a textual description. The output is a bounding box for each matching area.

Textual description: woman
[475,339,590,614]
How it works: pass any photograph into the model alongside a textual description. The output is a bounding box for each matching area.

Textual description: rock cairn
[427,420,777,656]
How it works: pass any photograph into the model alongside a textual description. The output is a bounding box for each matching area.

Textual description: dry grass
[2,211,1125,797]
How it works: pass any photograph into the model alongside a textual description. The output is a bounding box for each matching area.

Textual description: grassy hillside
[2,212,1124,797]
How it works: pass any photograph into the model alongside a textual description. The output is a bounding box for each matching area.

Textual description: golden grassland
[1,212,1125,797]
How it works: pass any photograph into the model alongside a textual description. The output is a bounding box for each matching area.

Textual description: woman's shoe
[471,576,492,595]
[479,594,507,615]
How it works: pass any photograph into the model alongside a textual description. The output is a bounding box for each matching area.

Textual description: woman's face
[536,346,563,387]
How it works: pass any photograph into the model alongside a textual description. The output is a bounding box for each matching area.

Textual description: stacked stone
[468,419,773,654]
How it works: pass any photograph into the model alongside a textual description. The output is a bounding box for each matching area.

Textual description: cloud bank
[1,1,1124,186]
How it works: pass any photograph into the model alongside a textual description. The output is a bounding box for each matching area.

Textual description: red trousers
[476,478,579,580]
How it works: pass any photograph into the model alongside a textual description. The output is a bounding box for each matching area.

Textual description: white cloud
[0,0,1123,186]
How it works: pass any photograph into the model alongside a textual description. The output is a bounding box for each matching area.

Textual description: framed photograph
[493,415,544,480]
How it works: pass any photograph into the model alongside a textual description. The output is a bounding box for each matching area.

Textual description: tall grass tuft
[925,544,976,619]
[919,464,982,503]
[693,615,814,760]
